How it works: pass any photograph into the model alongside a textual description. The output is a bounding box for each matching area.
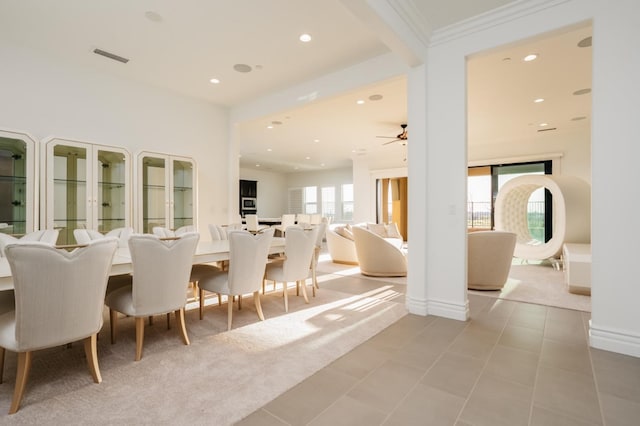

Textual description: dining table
[0,237,286,292]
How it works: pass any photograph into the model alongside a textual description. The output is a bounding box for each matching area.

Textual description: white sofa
[326,223,404,266]
[351,226,407,277]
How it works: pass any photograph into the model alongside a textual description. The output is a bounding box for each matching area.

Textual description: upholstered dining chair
[152,225,195,238]
[264,226,318,312]
[105,232,199,361]
[74,227,134,248]
[273,214,296,237]
[244,214,270,233]
[310,221,328,296]
[0,229,60,257]
[197,228,274,330]
[0,238,117,414]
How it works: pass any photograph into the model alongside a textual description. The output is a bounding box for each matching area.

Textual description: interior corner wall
[0,42,230,240]
[239,168,288,218]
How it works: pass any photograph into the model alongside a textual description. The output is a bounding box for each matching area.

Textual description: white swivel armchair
[197,229,274,330]
[0,238,117,413]
[105,233,199,361]
[264,227,319,312]
[352,226,407,277]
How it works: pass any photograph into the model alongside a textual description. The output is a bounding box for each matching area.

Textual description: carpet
[0,270,407,424]
[469,259,591,312]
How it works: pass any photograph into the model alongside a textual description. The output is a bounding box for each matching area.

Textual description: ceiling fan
[377,124,408,145]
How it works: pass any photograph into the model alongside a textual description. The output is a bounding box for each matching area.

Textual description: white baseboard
[406,296,470,322]
[590,321,640,358]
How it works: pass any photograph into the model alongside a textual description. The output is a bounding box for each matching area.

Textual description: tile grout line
[526,306,548,425]
[584,312,608,426]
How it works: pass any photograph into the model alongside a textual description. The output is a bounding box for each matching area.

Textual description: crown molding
[429,0,572,47]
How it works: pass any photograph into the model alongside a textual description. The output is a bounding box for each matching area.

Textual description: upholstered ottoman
[563,243,591,295]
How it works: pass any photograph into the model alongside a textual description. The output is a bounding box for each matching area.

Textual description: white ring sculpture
[494,175,590,260]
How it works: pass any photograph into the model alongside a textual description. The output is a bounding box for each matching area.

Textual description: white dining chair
[74,227,134,247]
[0,238,117,413]
[310,221,328,296]
[105,232,199,361]
[272,214,296,237]
[264,226,318,312]
[197,229,274,330]
[0,229,60,257]
[245,214,269,233]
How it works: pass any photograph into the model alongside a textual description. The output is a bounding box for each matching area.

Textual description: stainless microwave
[242,197,257,209]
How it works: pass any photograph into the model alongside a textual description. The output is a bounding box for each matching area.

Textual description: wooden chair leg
[9,351,32,414]
[84,334,102,383]
[166,313,171,330]
[148,316,154,326]
[218,293,222,306]
[199,288,205,320]
[283,282,289,312]
[176,308,190,345]
[227,298,233,331]
[254,291,265,321]
[300,279,309,304]
[135,317,145,361]
[109,308,118,344]
[0,347,5,384]
[238,294,242,310]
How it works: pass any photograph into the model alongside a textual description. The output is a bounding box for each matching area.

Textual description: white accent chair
[272,214,296,237]
[264,227,319,312]
[0,238,117,414]
[0,229,60,257]
[325,225,358,264]
[152,225,195,238]
[352,226,407,277]
[467,231,517,290]
[105,232,199,361]
[74,227,134,247]
[197,229,274,330]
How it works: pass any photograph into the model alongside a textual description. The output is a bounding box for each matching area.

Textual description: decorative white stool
[562,243,591,295]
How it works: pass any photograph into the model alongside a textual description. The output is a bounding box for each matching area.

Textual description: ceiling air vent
[93,48,129,64]
[537,127,557,132]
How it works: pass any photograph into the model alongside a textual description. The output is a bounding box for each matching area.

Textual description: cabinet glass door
[142,156,167,234]
[0,132,35,236]
[172,159,194,229]
[52,144,88,245]
[97,149,127,233]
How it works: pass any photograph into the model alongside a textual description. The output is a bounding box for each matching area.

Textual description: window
[321,186,335,221]
[303,186,317,214]
[341,184,353,221]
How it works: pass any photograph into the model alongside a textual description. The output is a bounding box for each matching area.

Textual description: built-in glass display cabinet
[43,138,131,245]
[0,130,37,236]
[136,151,197,234]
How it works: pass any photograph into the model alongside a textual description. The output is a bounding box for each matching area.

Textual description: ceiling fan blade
[382,139,401,145]
[376,136,397,139]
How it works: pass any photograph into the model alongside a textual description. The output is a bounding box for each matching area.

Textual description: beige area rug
[469,259,591,312]
[0,270,407,425]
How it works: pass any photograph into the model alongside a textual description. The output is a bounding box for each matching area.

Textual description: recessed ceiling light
[313,139,320,143]
[299,34,312,42]
[534,98,545,103]
[209,78,220,84]
[356,100,365,105]
[320,163,325,167]
[369,94,383,101]
[233,64,252,73]
[267,148,272,152]
[539,122,548,127]
[255,164,260,167]
[144,11,163,22]
[524,54,538,62]
[266,125,273,129]
[351,149,357,153]
[573,88,591,96]
[578,36,592,48]
[305,156,311,160]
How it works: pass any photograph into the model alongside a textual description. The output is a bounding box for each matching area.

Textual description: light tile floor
[237,289,640,426]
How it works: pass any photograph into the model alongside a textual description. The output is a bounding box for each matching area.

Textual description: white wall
[239,168,287,218]
[408,0,640,357]
[0,42,230,240]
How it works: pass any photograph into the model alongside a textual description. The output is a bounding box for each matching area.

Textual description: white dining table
[0,237,286,292]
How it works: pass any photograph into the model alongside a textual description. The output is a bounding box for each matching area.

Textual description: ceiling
[0,1,591,173]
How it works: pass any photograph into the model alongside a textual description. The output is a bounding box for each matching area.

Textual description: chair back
[0,230,60,257]
[74,229,105,244]
[105,227,134,247]
[129,232,199,315]
[5,238,118,351]
[282,227,318,280]
[314,222,327,248]
[280,214,296,229]
[175,225,195,236]
[208,224,228,241]
[296,214,311,226]
[152,227,175,238]
[245,214,261,232]
[228,228,274,295]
